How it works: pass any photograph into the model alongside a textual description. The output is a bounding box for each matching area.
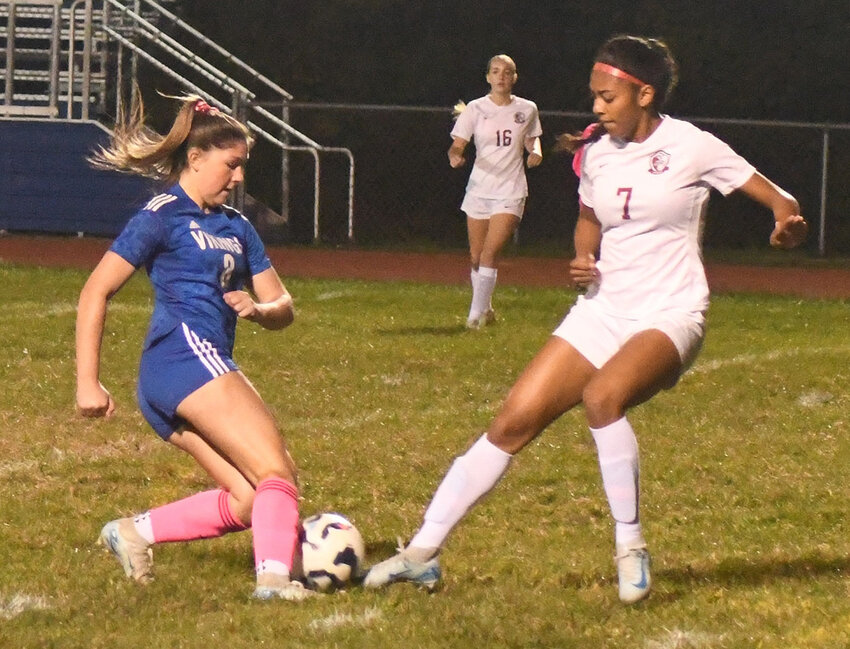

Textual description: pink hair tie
[194,99,218,115]
[593,62,646,87]
[571,123,598,178]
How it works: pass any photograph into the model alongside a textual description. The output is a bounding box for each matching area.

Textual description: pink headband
[593,62,646,86]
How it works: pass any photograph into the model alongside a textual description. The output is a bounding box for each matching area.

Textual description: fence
[273,103,849,257]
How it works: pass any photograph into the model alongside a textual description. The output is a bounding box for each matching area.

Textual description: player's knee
[488,410,541,453]
[228,486,254,526]
[254,456,298,488]
[582,381,626,426]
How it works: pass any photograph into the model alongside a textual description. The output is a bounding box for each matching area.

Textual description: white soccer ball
[295,512,365,592]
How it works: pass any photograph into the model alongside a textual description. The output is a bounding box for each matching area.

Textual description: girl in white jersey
[77,95,313,601]
[366,35,807,603]
[450,54,543,329]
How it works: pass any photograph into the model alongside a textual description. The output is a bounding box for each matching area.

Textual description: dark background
[173,1,848,121]
[149,1,850,254]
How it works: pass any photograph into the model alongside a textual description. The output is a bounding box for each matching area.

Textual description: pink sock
[252,477,300,577]
[146,489,248,543]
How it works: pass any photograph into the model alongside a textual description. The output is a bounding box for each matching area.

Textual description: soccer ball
[295,512,365,592]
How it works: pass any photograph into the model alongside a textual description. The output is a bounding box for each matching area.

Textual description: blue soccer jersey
[110,183,272,355]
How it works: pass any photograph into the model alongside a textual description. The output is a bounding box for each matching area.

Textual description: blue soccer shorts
[137,322,238,439]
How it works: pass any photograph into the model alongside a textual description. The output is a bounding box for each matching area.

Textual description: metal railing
[1,0,63,116]
[5,0,355,242]
[285,102,850,256]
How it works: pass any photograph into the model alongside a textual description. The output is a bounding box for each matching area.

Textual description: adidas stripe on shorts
[137,322,238,439]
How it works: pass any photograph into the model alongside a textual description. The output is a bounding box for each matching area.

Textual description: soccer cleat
[253,575,317,601]
[98,518,154,584]
[363,550,441,591]
[615,544,651,604]
[479,309,496,327]
[466,309,496,330]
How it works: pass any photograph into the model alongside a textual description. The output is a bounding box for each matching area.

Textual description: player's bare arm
[448,136,468,168]
[75,251,135,417]
[223,267,294,330]
[525,136,542,168]
[736,172,808,249]
[570,202,602,288]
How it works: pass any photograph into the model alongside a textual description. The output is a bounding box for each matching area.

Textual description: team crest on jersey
[514,112,527,124]
[648,150,671,174]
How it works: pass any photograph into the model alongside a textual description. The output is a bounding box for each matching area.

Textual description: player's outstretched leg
[98,518,154,584]
[363,545,441,591]
[615,544,651,603]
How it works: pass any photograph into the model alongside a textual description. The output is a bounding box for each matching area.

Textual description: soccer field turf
[1,264,848,648]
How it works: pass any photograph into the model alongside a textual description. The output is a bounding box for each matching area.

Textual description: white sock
[133,512,155,545]
[590,417,644,549]
[471,266,497,316]
[468,268,481,320]
[256,559,290,579]
[410,433,512,550]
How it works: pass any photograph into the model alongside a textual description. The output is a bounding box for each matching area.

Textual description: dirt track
[0,234,847,299]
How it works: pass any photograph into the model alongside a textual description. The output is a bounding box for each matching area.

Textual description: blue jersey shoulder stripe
[144,194,178,212]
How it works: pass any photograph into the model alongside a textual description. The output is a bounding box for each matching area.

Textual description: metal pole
[67,0,85,118]
[130,0,140,116]
[281,100,290,225]
[312,149,321,243]
[232,92,246,212]
[819,129,829,257]
[5,1,15,111]
[116,41,123,117]
[81,0,92,120]
[347,152,354,242]
[48,0,61,116]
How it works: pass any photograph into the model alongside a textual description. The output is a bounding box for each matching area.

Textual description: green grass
[0,263,848,648]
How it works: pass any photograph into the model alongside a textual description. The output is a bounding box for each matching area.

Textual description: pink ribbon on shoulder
[571,123,598,178]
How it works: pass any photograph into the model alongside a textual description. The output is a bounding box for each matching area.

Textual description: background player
[77,95,312,601]
[366,35,807,603]
[450,54,542,329]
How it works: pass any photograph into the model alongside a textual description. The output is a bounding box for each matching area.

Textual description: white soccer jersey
[578,116,755,317]
[451,95,542,199]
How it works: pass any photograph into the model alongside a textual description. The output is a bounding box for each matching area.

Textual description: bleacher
[0,0,349,241]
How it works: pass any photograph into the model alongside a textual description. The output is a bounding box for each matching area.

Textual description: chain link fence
[243,103,849,257]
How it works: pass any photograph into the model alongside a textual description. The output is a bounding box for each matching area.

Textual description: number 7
[617,187,632,220]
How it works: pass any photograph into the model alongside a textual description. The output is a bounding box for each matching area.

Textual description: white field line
[313,290,357,302]
[689,345,850,375]
[0,301,150,319]
[0,593,51,620]
[308,607,383,632]
[645,628,726,649]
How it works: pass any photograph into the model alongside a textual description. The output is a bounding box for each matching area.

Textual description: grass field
[1,262,848,648]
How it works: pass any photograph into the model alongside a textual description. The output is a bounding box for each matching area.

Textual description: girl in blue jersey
[77,95,311,601]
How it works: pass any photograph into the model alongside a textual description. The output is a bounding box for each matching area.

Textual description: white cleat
[615,545,651,604]
[253,574,317,601]
[363,551,441,591]
[98,518,154,584]
[466,309,496,330]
